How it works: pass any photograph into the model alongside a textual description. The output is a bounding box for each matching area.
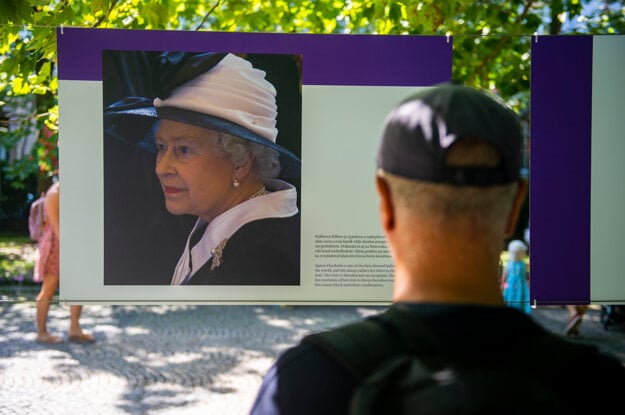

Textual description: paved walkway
[1,296,624,414]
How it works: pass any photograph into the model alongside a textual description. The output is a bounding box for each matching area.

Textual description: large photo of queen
[102,51,302,286]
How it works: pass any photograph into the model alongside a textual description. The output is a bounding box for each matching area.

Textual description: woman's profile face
[155,119,235,221]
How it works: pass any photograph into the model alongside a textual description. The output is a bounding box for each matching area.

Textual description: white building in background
[0,95,39,163]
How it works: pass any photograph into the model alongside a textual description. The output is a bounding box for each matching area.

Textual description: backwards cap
[376,83,522,186]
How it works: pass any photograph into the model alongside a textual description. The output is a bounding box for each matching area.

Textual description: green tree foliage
[0,0,623,192]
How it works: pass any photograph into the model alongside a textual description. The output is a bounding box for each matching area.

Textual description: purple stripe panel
[57,27,451,86]
[530,36,593,305]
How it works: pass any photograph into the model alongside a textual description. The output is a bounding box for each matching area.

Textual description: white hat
[508,239,528,255]
[104,52,301,178]
[154,53,279,143]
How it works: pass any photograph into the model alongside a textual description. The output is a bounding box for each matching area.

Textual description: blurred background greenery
[0,236,36,286]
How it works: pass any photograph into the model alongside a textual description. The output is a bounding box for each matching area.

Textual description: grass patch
[0,235,31,244]
[0,238,37,286]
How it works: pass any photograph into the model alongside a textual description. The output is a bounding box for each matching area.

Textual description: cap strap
[442,165,509,186]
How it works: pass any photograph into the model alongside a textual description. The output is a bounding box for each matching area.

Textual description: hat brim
[104,98,301,179]
[104,100,159,153]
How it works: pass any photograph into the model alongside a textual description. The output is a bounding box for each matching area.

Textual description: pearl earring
[232,178,240,188]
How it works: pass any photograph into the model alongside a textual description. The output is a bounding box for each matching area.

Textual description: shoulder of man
[249,339,358,415]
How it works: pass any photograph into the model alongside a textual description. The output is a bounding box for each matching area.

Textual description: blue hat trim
[104,97,301,179]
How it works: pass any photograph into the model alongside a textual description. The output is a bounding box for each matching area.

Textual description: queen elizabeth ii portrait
[103,51,301,286]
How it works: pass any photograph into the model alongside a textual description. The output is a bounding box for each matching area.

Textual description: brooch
[210,238,229,271]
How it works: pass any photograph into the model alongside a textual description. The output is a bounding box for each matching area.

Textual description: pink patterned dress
[33,195,60,283]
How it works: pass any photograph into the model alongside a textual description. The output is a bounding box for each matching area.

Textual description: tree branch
[195,0,221,31]
[93,0,121,28]
[471,0,534,85]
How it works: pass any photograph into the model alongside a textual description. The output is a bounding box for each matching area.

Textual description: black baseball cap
[376,83,522,186]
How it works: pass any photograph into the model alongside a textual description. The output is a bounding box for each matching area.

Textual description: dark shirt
[186,214,300,285]
[249,303,625,415]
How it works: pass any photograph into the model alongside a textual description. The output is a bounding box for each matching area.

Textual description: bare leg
[575,305,589,317]
[68,305,94,343]
[68,305,83,334]
[35,274,62,343]
[565,305,588,338]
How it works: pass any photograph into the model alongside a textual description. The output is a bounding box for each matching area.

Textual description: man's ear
[504,179,528,237]
[376,176,395,231]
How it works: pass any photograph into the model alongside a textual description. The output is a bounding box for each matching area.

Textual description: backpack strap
[377,304,444,351]
[302,304,442,380]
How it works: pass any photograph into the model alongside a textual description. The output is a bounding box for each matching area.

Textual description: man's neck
[391,247,505,306]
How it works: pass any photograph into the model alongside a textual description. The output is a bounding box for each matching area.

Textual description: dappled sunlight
[146,304,197,315]
[96,324,124,337]
[124,326,150,336]
[122,350,206,368]
[356,306,387,318]
[257,314,295,329]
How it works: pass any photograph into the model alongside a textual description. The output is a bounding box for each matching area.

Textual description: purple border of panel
[530,36,592,304]
[57,27,451,86]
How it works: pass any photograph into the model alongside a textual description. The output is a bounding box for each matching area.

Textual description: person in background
[248,83,625,415]
[501,239,531,314]
[34,180,94,344]
[564,304,589,338]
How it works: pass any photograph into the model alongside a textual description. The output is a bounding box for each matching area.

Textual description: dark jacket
[186,214,300,285]
[249,303,625,415]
